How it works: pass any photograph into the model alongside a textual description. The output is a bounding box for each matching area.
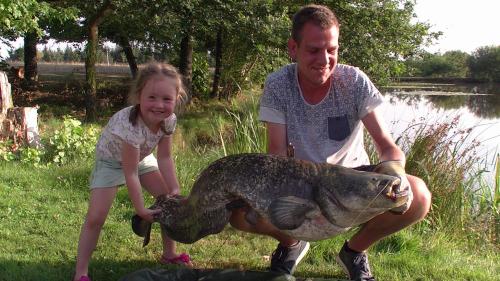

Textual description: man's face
[288,22,339,88]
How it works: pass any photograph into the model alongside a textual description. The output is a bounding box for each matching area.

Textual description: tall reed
[368,116,499,246]
[215,95,267,155]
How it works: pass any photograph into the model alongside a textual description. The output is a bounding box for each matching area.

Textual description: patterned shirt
[95,106,176,162]
[259,63,383,167]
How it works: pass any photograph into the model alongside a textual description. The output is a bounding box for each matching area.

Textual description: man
[229,4,432,281]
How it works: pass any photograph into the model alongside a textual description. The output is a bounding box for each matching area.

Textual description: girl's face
[139,76,177,132]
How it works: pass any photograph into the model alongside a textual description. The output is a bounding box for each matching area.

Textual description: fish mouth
[382,177,408,203]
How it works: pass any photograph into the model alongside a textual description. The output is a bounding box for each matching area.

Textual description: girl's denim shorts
[89,154,158,188]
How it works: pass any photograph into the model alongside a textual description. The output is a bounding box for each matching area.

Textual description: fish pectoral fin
[269,196,319,230]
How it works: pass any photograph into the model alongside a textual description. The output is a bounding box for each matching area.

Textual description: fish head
[316,166,410,224]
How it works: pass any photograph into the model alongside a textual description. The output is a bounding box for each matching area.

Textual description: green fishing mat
[119,268,348,281]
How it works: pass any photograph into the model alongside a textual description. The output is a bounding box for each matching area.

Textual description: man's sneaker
[336,241,376,281]
[269,240,310,275]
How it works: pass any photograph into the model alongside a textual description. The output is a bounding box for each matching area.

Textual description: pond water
[381,83,499,187]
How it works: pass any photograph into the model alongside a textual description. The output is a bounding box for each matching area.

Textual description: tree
[401,50,470,78]
[8,47,24,61]
[6,0,437,107]
[442,50,469,78]
[178,13,194,101]
[320,0,440,83]
[1,1,49,38]
[24,31,38,84]
[84,0,115,121]
[468,46,500,82]
[210,27,222,98]
[1,1,76,85]
[205,1,290,99]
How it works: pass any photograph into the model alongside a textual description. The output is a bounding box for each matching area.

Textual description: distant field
[8,61,132,76]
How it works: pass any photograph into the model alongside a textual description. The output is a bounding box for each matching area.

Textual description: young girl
[73,62,192,281]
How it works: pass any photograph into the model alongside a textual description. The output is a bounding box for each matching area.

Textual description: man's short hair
[292,4,340,43]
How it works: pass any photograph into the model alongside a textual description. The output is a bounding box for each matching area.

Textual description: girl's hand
[137,208,162,223]
[169,187,180,196]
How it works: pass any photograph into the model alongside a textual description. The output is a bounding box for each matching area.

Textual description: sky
[1,0,500,58]
[413,0,500,53]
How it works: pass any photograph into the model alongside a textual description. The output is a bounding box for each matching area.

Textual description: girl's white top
[95,106,177,162]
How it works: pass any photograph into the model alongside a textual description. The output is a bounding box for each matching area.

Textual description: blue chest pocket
[328,115,350,141]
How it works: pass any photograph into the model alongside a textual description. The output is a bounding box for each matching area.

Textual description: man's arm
[362,108,405,164]
[266,122,288,156]
[363,107,414,214]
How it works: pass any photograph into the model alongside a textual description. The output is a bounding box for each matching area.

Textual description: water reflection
[385,93,500,119]
[383,82,500,119]
[380,92,499,187]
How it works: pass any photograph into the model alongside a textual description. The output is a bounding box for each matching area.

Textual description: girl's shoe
[159,253,193,267]
[77,276,91,281]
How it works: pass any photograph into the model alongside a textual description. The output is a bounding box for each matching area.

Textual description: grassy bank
[0,92,498,281]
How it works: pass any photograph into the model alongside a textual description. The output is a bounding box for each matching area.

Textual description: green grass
[0,91,499,281]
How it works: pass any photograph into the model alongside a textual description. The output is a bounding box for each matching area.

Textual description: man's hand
[374,160,413,214]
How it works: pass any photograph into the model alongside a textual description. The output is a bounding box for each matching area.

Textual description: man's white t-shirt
[259,63,383,167]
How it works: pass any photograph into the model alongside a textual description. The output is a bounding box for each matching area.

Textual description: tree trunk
[0,71,13,115]
[179,29,193,101]
[118,35,138,78]
[84,0,114,122]
[1,107,41,148]
[210,27,223,99]
[23,31,38,87]
[85,25,98,122]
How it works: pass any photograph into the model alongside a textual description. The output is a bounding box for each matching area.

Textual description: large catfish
[132,153,410,245]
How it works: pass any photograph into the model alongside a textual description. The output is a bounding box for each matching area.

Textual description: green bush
[192,52,211,98]
[47,116,99,164]
[0,140,17,161]
[19,146,43,166]
[0,116,99,167]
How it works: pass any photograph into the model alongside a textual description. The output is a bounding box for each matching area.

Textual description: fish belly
[283,214,349,241]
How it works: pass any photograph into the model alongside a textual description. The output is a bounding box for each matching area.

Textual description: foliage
[218,98,267,155]
[384,116,498,243]
[0,140,16,161]
[191,52,210,98]
[18,146,43,166]
[217,1,291,98]
[6,46,25,61]
[0,0,77,38]
[401,46,500,82]
[402,50,471,78]
[0,117,99,167]
[47,116,99,164]
[467,45,500,82]
[324,0,440,83]
[37,0,437,97]
[442,51,471,77]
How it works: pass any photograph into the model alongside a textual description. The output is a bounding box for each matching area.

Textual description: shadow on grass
[119,267,349,281]
[0,259,348,281]
[0,258,185,281]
